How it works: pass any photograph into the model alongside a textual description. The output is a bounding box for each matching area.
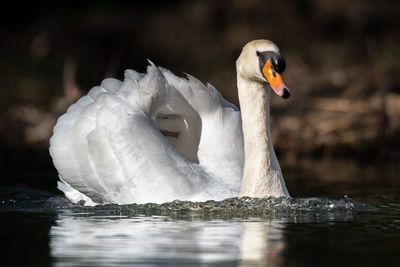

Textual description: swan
[49,39,291,205]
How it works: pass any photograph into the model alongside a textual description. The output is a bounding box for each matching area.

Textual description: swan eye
[256,51,261,57]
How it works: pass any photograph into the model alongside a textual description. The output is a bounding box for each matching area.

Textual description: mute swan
[49,39,291,205]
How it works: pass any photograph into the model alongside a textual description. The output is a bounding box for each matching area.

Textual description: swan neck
[237,75,289,198]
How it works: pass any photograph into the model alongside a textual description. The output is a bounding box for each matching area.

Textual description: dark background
[1,0,399,194]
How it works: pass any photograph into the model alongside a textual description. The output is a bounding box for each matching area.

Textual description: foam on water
[66,196,379,220]
[0,185,378,220]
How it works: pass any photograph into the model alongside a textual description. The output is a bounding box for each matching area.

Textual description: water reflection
[50,213,285,266]
[49,196,372,266]
[239,221,285,266]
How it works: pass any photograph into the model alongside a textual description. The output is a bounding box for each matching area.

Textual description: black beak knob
[271,54,286,74]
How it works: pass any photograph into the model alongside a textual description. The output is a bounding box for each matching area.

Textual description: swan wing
[160,68,244,189]
[50,64,244,205]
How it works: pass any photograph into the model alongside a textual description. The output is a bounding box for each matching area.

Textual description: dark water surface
[1,157,399,267]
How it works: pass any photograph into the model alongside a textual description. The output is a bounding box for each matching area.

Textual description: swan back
[50,64,244,204]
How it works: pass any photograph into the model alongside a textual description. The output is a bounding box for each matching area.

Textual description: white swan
[49,39,291,205]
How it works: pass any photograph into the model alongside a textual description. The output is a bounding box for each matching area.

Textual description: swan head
[236,39,290,99]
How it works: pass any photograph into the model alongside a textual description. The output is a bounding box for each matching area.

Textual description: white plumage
[50,63,244,205]
[50,39,291,206]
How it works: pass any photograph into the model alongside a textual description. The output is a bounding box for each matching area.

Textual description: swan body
[50,39,290,205]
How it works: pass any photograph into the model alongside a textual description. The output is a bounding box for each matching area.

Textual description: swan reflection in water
[50,214,285,266]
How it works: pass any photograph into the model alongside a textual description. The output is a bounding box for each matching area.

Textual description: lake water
[1,157,399,266]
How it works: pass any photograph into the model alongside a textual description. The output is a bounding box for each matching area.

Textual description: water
[1,160,400,266]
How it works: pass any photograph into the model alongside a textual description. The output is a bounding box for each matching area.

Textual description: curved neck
[237,75,289,198]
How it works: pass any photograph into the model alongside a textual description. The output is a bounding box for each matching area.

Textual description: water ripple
[68,196,379,220]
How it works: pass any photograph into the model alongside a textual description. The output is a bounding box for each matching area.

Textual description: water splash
[0,185,378,220]
[68,196,379,220]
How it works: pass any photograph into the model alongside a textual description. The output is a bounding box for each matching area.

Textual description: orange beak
[262,59,290,99]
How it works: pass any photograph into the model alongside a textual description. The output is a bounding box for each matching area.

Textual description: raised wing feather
[50,64,244,205]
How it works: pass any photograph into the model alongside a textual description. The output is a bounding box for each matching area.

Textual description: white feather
[50,39,291,205]
[50,64,244,205]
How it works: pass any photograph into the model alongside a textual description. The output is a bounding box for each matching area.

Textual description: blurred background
[1,0,399,195]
